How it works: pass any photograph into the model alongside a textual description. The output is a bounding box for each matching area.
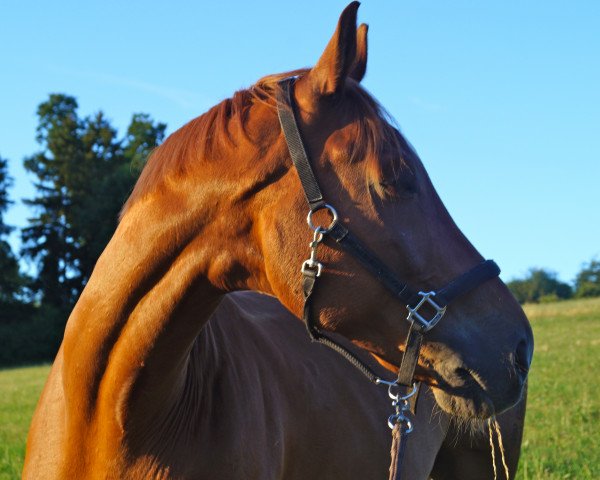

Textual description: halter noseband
[276,77,500,478]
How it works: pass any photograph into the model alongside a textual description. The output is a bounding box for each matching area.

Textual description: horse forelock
[121,69,408,219]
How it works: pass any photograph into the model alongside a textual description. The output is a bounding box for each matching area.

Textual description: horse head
[253,2,532,419]
[123,2,532,420]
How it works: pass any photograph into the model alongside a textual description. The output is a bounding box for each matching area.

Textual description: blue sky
[1,0,598,283]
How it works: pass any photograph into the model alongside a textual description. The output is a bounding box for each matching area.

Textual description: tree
[0,155,31,322]
[574,259,600,298]
[22,94,166,312]
[124,113,166,173]
[22,95,86,310]
[507,268,573,304]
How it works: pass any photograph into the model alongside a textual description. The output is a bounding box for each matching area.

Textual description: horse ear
[304,2,360,97]
[349,23,368,82]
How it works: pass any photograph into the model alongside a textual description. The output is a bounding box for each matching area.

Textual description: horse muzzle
[422,327,533,419]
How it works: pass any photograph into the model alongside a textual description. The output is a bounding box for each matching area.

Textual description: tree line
[1,94,599,365]
[0,94,165,365]
[506,263,600,304]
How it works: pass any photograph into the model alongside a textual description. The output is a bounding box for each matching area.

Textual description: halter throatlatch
[276,77,500,480]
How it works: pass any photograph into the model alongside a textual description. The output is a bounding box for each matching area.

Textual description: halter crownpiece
[276,77,500,480]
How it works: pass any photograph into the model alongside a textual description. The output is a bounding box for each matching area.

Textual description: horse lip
[425,366,498,417]
[415,365,497,413]
[423,367,489,399]
[428,363,530,418]
[430,383,496,419]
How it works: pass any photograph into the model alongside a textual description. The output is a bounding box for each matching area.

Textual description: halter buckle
[406,291,446,332]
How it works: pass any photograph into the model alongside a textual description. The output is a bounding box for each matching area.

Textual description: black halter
[276,77,500,478]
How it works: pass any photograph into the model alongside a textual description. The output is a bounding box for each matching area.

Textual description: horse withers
[24,3,532,479]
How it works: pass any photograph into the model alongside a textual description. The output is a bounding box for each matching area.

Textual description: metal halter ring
[375,379,418,400]
[387,414,413,432]
[307,204,338,233]
[387,382,418,402]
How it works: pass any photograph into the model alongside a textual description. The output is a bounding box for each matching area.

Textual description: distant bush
[0,305,66,367]
[574,259,600,298]
[507,268,573,304]
[539,293,561,304]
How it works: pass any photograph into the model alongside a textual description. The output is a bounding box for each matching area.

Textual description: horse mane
[121,69,405,218]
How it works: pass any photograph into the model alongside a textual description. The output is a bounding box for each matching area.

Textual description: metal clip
[378,381,417,432]
[388,413,414,432]
[387,382,418,402]
[301,228,324,277]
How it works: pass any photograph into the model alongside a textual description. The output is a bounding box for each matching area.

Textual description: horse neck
[60,171,270,451]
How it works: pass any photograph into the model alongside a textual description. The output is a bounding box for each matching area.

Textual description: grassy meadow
[1,298,599,479]
[0,365,49,480]
[516,297,600,479]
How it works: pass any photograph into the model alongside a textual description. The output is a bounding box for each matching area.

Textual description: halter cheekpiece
[275,77,500,480]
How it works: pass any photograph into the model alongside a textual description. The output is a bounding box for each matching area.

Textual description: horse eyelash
[379,177,419,196]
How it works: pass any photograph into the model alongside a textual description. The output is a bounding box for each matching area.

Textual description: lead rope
[385,383,417,480]
[389,424,406,480]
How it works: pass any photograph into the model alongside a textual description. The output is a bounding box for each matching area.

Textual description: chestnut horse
[24,3,532,479]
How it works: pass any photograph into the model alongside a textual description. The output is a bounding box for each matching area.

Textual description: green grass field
[516,298,600,479]
[0,365,49,480]
[1,298,598,479]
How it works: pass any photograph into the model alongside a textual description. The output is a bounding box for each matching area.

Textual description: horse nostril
[515,339,531,374]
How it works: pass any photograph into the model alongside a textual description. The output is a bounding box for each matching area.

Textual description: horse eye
[378,177,419,200]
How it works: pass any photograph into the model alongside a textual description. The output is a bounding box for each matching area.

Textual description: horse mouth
[425,369,496,419]
[420,361,527,419]
[370,352,496,418]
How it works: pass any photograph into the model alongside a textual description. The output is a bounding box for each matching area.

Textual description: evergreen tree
[124,113,166,173]
[0,155,31,322]
[22,95,84,310]
[22,94,165,312]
